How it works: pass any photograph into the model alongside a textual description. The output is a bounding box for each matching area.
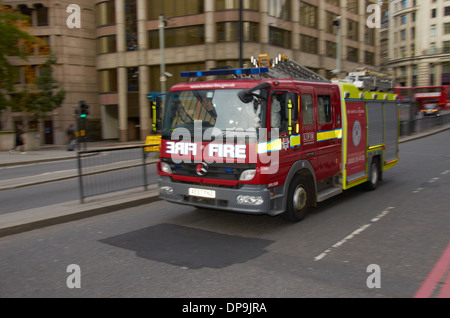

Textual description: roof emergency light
[180,67,269,78]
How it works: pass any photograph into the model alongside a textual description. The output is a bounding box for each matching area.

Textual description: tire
[366,158,380,191]
[281,175,310,222]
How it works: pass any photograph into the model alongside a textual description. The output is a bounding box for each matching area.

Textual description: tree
[24,55,66,120]
[0,3,35,113]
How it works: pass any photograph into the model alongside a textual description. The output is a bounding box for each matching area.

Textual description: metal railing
[399,104,450,136]
[76,145,159,203]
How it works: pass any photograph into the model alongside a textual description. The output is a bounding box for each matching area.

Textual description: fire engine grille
[162,159,255,181]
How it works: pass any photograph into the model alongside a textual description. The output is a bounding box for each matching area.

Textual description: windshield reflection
[162,89,265,138]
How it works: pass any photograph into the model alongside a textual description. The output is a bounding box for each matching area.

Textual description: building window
[401,46,407,57]
[430,25,436,37]
[445,23,450,34]
[443,62,450,85]
[268,0,291,20]
[430,43,436,54]
[216,0,259,11]
[365,27,375,45]
[148,25,205,49]
[347,20,359,41]
[325,0,339,6]
[216,22,259,42]
[147,0,204,20]
[444,41,450,54]
[125,0,137,51]
[401,14,407,24]
[326,41,336,58]
[35,4,48,26]
[347,47,358,62]
[299,2,318,29]
[300,34,318,54]
[347,0,359,14]
[365,51,375,66]
[97,35,117,54]
[430,64,435,85]
[127,67,139,92]
[269,26,291,48]
[37,36,50,55]
[325,11,338,35]
[96,1,115,27]
[98,69,118,93]
[401,29,407,41]
[445,7,450,16]
[431,8,437,18]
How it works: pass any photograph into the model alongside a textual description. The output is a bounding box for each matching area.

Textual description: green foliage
[0,3,35,112]
[24,55,66,119]
[0,3,65,120]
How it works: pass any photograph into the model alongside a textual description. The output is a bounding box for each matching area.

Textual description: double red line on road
[415,243,450,298]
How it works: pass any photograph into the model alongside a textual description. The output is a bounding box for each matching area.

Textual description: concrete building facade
[387,0,450,87]
[3,0,380,144]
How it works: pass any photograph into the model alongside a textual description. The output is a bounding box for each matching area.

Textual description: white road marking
[314,207,395,262]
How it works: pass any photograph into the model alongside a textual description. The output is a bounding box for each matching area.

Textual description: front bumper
[158,176,275,215]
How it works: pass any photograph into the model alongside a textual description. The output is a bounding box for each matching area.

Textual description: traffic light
[333,16,341,27]
[79,100,89,118]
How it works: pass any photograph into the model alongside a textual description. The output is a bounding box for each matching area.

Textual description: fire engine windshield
[162,89,266,138]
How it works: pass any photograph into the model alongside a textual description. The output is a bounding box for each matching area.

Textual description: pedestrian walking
[10,124,26,154]
[66,124,76,151]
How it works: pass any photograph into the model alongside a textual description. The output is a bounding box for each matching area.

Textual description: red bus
[395,87,415,103]
[413,85,450,110]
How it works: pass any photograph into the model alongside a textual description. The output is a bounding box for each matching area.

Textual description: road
[0,131,448,299]
[0,151,158,214]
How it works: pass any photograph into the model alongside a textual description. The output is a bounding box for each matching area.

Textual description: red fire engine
[151,55,399,222]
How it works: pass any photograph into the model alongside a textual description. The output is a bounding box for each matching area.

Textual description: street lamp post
[159,14,167,103]
[239,0,243,68]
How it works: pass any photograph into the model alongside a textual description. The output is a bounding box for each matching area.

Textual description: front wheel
[281,175,311,222]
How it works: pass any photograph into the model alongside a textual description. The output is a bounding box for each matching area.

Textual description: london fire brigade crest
[352,120,362,147]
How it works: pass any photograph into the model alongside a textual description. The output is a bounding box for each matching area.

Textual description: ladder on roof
[250,54,329,82]
[344,67,395,92]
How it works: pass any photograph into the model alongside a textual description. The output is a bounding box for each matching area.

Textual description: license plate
[189,188,216,199]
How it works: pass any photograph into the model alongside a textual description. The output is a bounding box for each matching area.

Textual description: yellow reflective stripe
[258,139,282,153]
[290,135,301,147]
[317,129,342,142]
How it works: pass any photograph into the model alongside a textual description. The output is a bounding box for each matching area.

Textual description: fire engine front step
[317,187,343,203]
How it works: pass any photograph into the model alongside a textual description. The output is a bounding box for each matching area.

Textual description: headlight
[239,169,256,181]
[160,162,172,174]
[236,195,264,206]
[160,186,174,195]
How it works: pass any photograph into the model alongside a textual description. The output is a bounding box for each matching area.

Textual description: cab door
[315,86,342,181]
[298,87,318,173]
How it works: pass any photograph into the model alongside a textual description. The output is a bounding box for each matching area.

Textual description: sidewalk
[1,125,449,238]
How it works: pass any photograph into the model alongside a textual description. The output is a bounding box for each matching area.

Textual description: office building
[4,0,380,143]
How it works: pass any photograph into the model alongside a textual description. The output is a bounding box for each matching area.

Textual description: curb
[0,186,160,238]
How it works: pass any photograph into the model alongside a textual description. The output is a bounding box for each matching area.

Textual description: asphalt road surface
[0,130,448,300]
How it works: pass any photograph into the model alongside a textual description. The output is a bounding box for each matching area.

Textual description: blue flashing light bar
[180,67,269,78]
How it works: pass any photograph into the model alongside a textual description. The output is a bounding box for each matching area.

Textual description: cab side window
[302,94,314,126]
[318,95,332,124]
[271,93,289,135]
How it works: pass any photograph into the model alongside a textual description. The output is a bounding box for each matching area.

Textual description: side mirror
[238,82,271,103]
